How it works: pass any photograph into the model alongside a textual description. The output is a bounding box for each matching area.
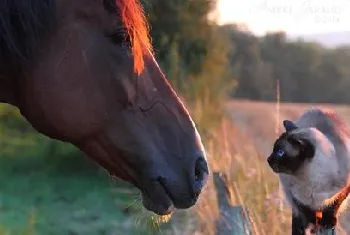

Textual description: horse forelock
[116,0,153,75]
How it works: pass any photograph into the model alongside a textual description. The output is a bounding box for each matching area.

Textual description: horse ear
[283,120,298,132]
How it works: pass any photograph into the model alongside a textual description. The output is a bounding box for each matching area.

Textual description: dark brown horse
[0,0,209,215]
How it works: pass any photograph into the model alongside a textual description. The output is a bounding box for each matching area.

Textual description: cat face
[267,120,315,174]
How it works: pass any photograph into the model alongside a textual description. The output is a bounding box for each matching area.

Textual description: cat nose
[267,156,273,164]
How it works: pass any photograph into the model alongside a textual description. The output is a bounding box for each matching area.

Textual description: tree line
[145,0,350,105]
[221,25,350,104]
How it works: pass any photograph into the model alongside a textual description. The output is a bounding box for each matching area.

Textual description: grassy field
[225,100,350,155]
[0,139,155,235]
[189,100,350,235]
[2,100,350,235]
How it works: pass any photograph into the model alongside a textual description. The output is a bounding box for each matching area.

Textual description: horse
[0,0,209,216]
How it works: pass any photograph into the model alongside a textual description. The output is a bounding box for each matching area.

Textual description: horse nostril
[195,168,200,181]
[192,157,209,200]
[194,157,209,183]
[194,190,200,199]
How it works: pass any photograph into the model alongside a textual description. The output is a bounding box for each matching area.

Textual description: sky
[217,0,350,36]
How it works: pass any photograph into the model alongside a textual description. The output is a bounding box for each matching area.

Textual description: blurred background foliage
[1,0,350,234]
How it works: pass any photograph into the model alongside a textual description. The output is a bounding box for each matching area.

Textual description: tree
[143,0,234,131]
[221,23,350,104]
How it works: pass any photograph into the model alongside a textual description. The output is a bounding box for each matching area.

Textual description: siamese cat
[267,108,350,234]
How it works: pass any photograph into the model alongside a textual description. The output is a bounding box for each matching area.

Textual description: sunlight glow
[217,0,350,35]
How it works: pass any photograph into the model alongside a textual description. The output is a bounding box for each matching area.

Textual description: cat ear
[283,120,298,132]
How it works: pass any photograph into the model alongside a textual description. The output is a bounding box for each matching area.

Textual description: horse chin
[141,180,175,216]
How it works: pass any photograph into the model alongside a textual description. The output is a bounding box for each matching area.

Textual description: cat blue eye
[276,149,284,157]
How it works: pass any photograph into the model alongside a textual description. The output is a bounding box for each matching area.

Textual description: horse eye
[276,149,284,157]
[107,30,130,47]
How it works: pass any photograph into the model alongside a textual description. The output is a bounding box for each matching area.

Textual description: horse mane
[116,0,153,75]
[0,0,56,73]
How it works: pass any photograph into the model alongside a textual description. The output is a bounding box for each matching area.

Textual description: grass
[191,117,292,235]
[0,104,199,235]
[189,99,350,235]
[158,95,294,235]
[4,98,350,234]
[0,137,154,235]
